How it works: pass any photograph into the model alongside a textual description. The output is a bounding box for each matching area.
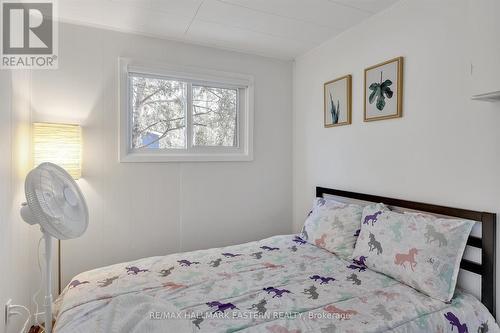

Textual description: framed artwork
[324,75,352,127]
[364,57,403,122]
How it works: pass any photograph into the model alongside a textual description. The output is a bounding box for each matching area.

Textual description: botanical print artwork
[324,75,351,127]
[369,70,394,111]
[364,57,403,121]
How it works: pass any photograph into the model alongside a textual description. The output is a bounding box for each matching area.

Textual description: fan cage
[24,163,88,240]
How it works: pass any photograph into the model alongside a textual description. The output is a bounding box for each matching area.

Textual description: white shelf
[471,90,500,102]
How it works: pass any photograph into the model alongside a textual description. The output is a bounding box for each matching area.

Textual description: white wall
[30,23,293,287]
[293,0,500,318]
[468,0,500,96]
[0,68,13,333]
[0,70,40,333]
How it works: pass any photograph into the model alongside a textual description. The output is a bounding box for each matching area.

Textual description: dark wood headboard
[316,186,496,316]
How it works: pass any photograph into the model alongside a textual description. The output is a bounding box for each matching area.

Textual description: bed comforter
[54,234,498,333]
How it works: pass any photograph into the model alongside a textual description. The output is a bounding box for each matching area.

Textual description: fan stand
[43,230,53,333]
[20,163,89,333]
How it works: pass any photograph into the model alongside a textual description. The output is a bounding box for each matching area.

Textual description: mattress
[54,234,498,333]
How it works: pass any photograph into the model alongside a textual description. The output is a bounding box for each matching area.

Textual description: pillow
[352,203,474,302]
[301,197,363,259]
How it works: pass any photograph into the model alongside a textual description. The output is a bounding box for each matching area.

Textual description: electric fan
[20,162,88,333]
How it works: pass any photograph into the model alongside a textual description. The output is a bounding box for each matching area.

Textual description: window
[119,59,254,162]
[131,75,187,150]
[192,85,238,147]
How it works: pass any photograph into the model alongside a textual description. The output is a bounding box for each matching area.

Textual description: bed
[53,187,498,333]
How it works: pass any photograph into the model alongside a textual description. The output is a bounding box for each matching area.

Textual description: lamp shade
[33,123,82,179]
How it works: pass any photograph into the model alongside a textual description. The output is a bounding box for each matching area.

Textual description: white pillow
[301,197,363,259]
[352,203,474,302]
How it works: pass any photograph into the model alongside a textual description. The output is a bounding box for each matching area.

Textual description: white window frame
[119,58,254,162]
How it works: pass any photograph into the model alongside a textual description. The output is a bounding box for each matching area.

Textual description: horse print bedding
[301,197,363,259]
[352,203,474,302]
[53,234,498,333]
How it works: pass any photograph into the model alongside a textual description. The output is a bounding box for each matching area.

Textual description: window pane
[192,85,238,147]
[130,75,187,149]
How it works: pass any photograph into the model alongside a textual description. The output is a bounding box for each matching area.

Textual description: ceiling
[59,0,399,60]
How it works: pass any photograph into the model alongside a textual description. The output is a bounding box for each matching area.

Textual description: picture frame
[364,57,403,122]
[324,75,352,127]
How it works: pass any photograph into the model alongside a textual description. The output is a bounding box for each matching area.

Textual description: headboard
[316,186,496,316]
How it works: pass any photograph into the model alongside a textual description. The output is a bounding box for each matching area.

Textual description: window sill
[119,152,253,163]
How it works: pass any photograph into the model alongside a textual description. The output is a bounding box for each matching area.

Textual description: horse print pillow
[351,203,474,302]
[301,197,363,259]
